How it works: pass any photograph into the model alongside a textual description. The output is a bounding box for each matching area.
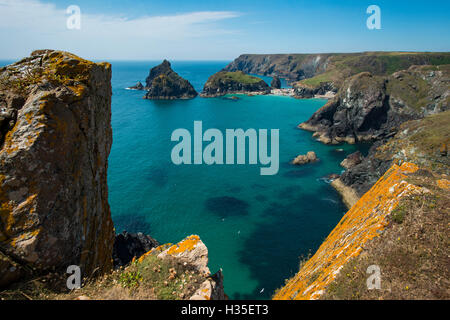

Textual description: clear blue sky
[0,0,449,60]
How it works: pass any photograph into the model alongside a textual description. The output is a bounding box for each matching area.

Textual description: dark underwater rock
[113,231,160,268]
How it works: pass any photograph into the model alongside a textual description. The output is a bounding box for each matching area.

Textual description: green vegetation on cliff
[201,71,270,97]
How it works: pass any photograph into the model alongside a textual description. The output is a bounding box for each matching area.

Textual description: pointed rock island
[201,71,270,97]
[142,60,197,100]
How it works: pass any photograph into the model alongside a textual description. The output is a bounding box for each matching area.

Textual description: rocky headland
[201,71,270,97]
[142,60,197,100]
[299,65,449,202]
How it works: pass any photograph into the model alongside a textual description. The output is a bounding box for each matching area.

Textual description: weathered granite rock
[271,76,281,89]
[144,60,197,99]
[340,151,363,169]
[113,231,159,268]
[137,235,225,300]
[0,50,115,287]
[292,151,318,165]
[201,71,270,97]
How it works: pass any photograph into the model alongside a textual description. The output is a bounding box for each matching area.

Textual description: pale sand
[331,178,360,209]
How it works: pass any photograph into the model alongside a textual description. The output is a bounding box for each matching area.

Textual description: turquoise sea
[108,61,367,299]
[0,59,367,299]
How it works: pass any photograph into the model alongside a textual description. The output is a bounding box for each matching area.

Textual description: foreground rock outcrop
[143,60,197,100]
[274,162,449,300]
[201,71,270,97]
[137,235,225,300]
[0,50,115,287]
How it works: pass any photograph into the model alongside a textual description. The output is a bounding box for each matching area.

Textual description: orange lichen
[167,235,200,255]
[273,162,421,300]
[436,179,450,190]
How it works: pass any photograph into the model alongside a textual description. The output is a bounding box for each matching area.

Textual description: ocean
[108,61,367,299]
[0,59,367,299]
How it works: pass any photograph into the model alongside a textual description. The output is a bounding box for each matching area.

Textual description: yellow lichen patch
[68,84,87,100]
[136,243,172,263]
[167,235,200,255]
[436,179,450,190]
[273,162,421,300]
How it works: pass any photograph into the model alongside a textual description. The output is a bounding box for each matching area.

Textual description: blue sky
[0,0,449,60]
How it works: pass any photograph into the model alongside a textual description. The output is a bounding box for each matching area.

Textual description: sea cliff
[0,50,115,285]
[224,52,450,97]
[274,161,449,299]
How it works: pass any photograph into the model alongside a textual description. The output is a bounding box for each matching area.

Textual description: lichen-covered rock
[0,50,114,286]
[144,60,197,100]
[274,162,422,300]
[137,235,225,300]
[201,71,270,97]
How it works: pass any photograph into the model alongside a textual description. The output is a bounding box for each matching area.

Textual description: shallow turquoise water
[108,61,366,299]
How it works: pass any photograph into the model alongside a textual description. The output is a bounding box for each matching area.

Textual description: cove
[108,61,366,299]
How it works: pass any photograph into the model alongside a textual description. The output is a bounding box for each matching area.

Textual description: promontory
[201,71,270,97]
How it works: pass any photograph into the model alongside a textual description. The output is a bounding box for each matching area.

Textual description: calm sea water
[0,59,365,299]
[108,61,367,299]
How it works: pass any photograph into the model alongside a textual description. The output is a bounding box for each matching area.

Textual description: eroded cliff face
[274,162,428,300]
[0,50,114,286]
[300,66,449,145]
[299,65,449,201]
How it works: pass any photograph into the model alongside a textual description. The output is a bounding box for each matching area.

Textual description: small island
[200,71,270,97]
[138,60,198,100]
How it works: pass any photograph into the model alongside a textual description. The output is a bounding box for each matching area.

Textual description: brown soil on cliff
[322,169,450,300]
